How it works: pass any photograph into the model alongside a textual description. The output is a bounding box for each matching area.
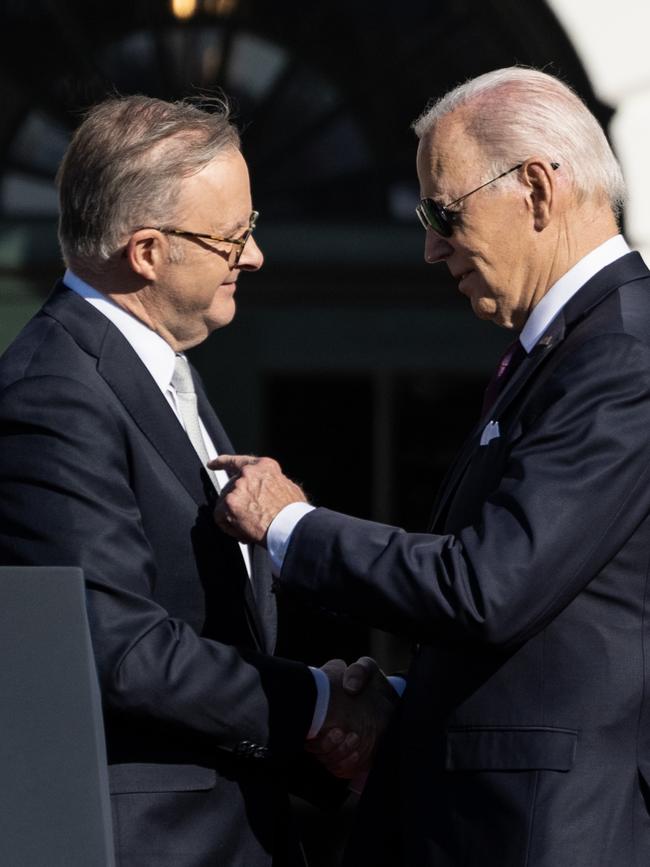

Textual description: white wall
[546,0,650,262]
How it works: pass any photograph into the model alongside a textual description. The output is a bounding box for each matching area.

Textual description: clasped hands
[311,655,399,779]
[208,455,397,779]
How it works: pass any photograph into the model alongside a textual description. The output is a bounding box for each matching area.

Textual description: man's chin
[206,303,237,333]
[470,296,499,323]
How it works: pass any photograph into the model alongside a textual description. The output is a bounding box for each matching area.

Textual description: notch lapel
[428,251,650,532]
[103,341,266,651]
[428,338,556,530]
[44,283,212,506]
[99,330,217,507]
[194,374,269,650]
[43,285,266,650]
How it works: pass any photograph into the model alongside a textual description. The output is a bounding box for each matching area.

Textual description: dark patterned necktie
[481,339,526,417]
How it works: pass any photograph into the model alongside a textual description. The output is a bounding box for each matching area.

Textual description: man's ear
[125,229,164,281]
[523,159,556,232]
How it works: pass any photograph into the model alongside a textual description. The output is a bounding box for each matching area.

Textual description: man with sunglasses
[214,67,650,866]
[0,95,397,867]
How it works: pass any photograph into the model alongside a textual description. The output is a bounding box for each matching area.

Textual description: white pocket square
[480,420,500,446]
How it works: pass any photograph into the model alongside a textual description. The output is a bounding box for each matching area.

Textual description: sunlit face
[416,115,543,330]
[145,149,263,349]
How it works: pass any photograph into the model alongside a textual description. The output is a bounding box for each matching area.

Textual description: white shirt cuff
[307,666,330,740]
[387,675,407,696]
[267,502,315,575]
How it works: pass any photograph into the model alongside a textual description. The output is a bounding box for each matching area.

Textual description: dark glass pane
[9,112,69,177]
[392,371,485,531]
[266,373,373,665]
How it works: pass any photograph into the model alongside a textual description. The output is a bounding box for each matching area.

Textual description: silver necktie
[171,354,220,492]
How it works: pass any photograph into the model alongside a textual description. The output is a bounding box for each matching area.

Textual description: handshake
[309,656,400,780]
[206,454,401,779]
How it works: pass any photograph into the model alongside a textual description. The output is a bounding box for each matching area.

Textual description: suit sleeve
[0,374,316,756]
[280,332,650,649]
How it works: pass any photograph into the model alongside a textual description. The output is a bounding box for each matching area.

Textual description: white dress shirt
[519,234,630,351]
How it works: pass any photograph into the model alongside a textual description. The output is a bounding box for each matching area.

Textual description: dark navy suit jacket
[0,284,333,867]
[279,252,650,866]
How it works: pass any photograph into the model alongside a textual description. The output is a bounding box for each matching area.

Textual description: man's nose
[238,234,264,271]
[424,230,454,264]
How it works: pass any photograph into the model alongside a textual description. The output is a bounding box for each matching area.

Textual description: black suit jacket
[0,284,329,867]
[278,252,650,866]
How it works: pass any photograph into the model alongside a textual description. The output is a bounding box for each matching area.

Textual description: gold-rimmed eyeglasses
[138,210,259,266]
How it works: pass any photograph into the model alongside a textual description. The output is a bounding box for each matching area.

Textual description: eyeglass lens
[233,212,258,264]
[417,200,453,238]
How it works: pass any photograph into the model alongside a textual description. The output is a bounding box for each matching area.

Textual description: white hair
[413,67,626,218]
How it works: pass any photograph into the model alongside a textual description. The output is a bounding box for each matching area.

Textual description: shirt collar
[63,269,177,393]
[519,234,631,353]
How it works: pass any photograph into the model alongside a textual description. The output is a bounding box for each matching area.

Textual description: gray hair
[413,67,626,218]
[57,94,240,268]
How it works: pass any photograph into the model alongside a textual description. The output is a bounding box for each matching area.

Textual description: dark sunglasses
[416,161,560,238]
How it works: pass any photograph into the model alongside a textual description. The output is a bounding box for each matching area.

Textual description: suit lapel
[429,252,650,531]
[44,283,213,506]
[562,250,648,323]
[481,335,559,423]
[100,330,218,507]
[193,364,269,651]
[43,285,268,651]
[428,340,555,529]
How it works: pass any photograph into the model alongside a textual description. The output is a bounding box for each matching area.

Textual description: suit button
[235,739,269,760]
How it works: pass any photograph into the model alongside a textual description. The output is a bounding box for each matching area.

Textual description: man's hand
[308,657,398,779]
[210,455,307,544]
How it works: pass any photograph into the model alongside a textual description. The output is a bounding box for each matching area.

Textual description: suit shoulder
[0,308,100,391]
[556,328,650,380]
[581,277,650,346]
[0,312,115,427]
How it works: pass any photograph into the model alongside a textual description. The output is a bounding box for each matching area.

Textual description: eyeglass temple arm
[446,160,560,209]
[446,163,523,208]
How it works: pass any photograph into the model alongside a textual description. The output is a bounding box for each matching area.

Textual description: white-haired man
[214,67,650,865]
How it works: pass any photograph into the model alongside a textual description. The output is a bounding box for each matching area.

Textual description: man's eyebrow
[223,215,251,235]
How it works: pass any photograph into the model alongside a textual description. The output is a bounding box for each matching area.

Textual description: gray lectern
[0,567,115,867]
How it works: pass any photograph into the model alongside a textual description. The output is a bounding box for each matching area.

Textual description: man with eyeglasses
[0,95,398,867]
[214,67,650,866]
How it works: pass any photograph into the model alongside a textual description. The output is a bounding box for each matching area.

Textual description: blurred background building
[1,1,647,861]
[1,0,647,682]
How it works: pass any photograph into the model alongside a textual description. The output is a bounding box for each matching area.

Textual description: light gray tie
[171,354,220,492]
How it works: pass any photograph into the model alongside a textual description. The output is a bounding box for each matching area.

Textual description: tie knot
[171,354,195,395]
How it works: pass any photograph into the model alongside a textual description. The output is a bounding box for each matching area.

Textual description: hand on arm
[308,656,399,779]
[211,455,307,544]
